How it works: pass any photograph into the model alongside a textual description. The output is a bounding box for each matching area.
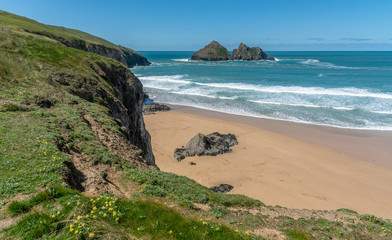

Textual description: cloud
[340,38,373,42]
[306,38,326,41]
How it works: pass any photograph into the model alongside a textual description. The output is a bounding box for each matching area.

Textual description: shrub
[209,206,229,219]
[7,200,31,216]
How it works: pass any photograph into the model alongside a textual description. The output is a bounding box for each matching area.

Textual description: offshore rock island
[191,41,275,61]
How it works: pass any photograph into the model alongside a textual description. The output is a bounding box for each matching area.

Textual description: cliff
[0,10,150,68]
[232,42,273,61]
[0,10,154,165]
[191,41,231,61]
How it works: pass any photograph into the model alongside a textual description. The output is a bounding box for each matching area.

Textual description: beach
[144,105,392,219]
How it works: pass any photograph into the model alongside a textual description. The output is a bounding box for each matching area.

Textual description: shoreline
[165,103,392,169]
[144,104,392,219]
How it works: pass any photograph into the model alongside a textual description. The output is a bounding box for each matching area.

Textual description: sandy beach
[144,105,392,219]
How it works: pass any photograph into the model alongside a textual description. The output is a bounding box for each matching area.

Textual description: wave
[148,98,392,131]
[172,58,190,62]
[300,59,359,69]
[372,111,392,115]
[169,91,238,100]
[138,75,192,84]
[248,100,355,111]
[170,91,216,99]
[194,82,392,99]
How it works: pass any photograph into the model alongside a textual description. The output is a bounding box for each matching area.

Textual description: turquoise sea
[133,51,392,131]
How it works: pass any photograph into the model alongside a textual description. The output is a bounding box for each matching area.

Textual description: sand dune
[144,108,392,219]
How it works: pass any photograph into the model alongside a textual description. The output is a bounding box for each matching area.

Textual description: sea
[132,51,392,131]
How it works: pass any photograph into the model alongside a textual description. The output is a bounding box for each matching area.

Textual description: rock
[190,162,196,165]
[143,103,171,115]
[191,41,231,61]
[174,132,238,161]
[209,184,233,193]
[232,43,271,61]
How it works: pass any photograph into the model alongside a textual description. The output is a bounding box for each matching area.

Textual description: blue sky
[1,0,392,51]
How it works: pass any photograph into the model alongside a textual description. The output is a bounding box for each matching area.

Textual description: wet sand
[144,105,392,219]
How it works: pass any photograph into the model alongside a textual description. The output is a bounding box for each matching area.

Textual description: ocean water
[132,51,392,131]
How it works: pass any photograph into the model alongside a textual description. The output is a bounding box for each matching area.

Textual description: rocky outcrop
[25,30,150,68]
[191,41,231,61]
[210,184,234,193]
[95,62,155,165]
[143,103,171,115]
[174,132,238,161]
[191,41,275,61]
[232,43,272,61]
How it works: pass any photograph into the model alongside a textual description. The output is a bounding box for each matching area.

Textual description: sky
[1,0,392,51]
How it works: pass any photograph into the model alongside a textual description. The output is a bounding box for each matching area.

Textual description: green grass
[284,228,312,240]
[337,208,358,214]
[128,169,264,208]
[2,186,262,240]
[0,10,143,57]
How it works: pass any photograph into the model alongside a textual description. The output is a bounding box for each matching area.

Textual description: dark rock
[209,184,233,193]
[143,103,171,115]
[93,62,155,165]
[191,41,231,61]
[190,162,196,165]
[174,132,238,161]
[232,43,271,61]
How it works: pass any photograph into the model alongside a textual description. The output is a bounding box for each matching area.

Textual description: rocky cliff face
[191,41,231,61]
[232,43,270,60]
[94,62,155,164]
[26,30,150,68]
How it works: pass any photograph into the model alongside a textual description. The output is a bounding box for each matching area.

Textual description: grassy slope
[0,10,144,58]
[1,10,392,240]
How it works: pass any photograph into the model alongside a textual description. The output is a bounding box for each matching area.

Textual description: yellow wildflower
[245,231,249,235]
[113,211,116,216]
[57,211,60,215]
[75,230,79,234]
[86,214,89,218]
[137,227,140,231]
[77,215,82,220]
[89,233,95,237]
[169,230,173,234]
[93,206,97,210]
[103,213,107,217]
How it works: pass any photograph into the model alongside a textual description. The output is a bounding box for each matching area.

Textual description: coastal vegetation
[1,10,392,240]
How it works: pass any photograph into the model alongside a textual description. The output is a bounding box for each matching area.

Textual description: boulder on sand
[174,132,238,161]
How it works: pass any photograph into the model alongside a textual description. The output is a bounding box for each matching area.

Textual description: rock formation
[191,41,275,61]
[209,184,234,193]
[190,41,231,61]
[143,103,171,115]
[232,42,273,61]
[174,132,238,161]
